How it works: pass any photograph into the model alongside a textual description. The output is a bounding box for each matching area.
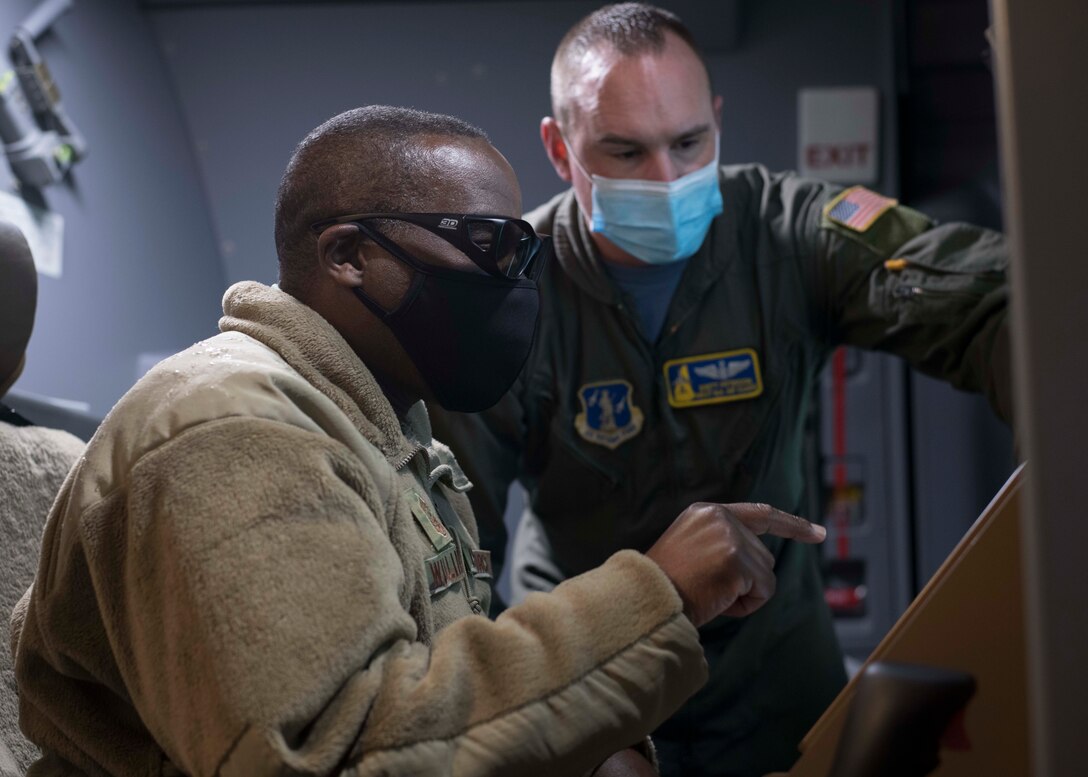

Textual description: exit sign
[798,87,880,184]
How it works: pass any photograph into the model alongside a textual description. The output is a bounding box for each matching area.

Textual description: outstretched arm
[22,416,705,777]
[783,176,1012,421]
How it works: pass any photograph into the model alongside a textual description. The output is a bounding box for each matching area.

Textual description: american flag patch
[825,186,897,232]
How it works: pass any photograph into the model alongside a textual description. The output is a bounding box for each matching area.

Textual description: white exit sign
[798,87,880,184]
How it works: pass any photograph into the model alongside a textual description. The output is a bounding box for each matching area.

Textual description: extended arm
[59,417,705,777]
[784,176,1012,421]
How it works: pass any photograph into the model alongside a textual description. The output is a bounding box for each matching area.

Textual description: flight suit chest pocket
[553,423,624,485]
[533,410,627,538]
[540,405,627,526]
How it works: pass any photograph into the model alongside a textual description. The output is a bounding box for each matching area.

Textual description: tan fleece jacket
[0,419,84,776]
[11,282,707,777]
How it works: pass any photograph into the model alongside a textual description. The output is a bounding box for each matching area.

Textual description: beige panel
[784,465,1028,777]
[992,0,1088,773]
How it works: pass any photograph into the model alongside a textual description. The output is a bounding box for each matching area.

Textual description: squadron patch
[825,186,897,233]
[406,488,453,551]
[663,349,764,408]
[575,380,644,449]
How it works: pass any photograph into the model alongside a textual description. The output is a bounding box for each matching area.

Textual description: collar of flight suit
[546,167,743,315]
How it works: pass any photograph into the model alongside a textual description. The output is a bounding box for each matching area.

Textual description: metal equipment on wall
[0,0,85,189]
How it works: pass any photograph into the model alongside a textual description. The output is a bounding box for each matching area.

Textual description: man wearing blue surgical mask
[538,17,727,345]
[430,4,1012,776]
[560,128,722,266]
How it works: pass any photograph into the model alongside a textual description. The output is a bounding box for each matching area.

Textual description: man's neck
[375,376,417,421]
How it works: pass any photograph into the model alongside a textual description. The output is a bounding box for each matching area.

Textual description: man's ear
[712,94,723,133]
[541,117,573,183]
[317,224,367,288]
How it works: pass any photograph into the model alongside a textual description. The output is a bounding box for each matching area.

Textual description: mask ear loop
[557,129,603,227]
[352,274,426,321]
[357,222,438,276]
[350,222,429,320]
[558,129,596,182]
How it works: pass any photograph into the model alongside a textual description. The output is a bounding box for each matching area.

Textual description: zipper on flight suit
[885,256,1004,301]
[654,289,718,498]
[660,300,701,341]
[614,299,681,499]
[884,257,1005,278]
[892,284,987,301]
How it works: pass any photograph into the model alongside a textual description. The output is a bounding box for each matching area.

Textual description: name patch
[663,349,764,408]
[424,543,466,595]
[574,380,644,449]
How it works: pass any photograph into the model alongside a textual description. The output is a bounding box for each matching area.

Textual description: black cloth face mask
[326,216,548,413]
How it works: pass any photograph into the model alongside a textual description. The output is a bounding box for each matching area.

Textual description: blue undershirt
[601,258,690,342]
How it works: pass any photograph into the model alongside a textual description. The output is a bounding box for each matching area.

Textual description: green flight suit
[431,164,1011,777]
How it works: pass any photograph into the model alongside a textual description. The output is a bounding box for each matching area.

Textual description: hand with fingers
[645,502,826,628]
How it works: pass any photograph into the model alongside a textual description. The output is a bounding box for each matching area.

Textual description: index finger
[725,503,826,543]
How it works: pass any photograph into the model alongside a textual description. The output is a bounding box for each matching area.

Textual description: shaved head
[274,105,490,294]
[551,3,709,129]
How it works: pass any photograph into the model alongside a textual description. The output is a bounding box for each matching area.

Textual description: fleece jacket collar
[218,281,421,468]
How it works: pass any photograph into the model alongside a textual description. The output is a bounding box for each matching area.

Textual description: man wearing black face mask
[11,106,827,777]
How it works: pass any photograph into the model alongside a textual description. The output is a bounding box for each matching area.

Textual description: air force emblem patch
[663,349,764,408]
[575,380,644,449]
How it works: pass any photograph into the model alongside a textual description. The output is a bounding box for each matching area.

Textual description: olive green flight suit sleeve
[782,176,1013,422]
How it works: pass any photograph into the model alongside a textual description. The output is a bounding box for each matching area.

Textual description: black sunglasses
[310,212,550,280]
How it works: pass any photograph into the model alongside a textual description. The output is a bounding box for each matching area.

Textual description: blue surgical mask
[569,138,723,264]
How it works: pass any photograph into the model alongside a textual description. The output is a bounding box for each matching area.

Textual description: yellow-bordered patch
[663,349,764,408]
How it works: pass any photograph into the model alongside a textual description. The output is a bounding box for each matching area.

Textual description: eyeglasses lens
[467,218,537,278]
